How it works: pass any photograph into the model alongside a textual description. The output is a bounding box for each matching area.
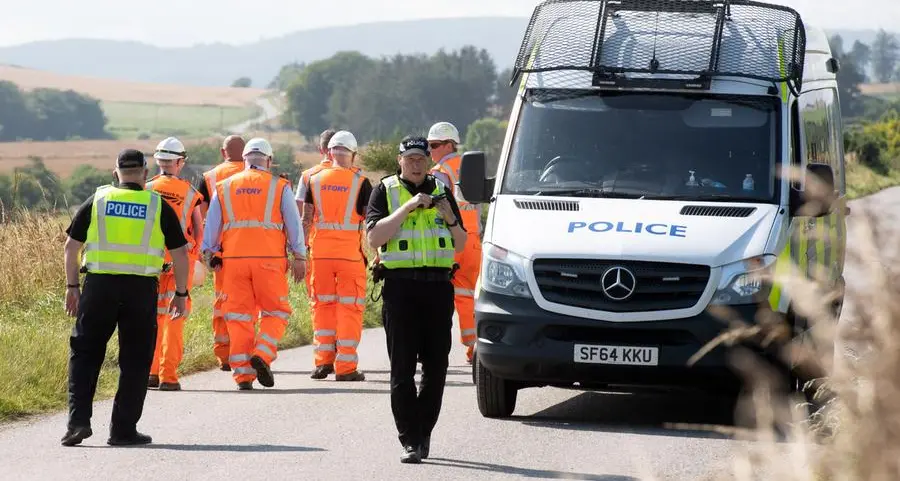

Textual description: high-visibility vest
[83,185,166,276]
[146,174,202,259]
[379,175,456,270]
[308,166,366,262]
[203,160,245,202]
[430,153,482,235]
[216,168,290,259]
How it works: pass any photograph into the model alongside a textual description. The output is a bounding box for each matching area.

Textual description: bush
[360,140,399,173]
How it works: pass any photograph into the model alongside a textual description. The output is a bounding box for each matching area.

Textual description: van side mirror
[790,163,836,218]
[459,151,495,204]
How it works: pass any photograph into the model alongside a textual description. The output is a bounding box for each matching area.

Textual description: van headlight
[710,255,777,305]
[482,243,532,298]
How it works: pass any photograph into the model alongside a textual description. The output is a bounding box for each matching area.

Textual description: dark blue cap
[399,136,430,157]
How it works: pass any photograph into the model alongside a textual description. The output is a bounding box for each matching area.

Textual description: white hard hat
[328,130,358,153]
[153,137,186,161]
[243,137,274,158]
[427,122,461,144]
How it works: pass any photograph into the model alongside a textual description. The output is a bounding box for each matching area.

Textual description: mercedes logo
[601,267,637,301]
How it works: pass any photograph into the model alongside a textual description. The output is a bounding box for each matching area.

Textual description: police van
[458,0,848,418]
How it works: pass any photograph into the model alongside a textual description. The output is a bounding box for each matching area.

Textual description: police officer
[366,136,467,464]
[61,149,191,447]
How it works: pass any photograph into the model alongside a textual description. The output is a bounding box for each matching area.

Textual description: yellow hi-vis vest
[83,185,166,276]
[379,175,456,270]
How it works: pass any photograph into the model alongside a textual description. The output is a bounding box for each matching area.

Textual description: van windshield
[501,90,781,203]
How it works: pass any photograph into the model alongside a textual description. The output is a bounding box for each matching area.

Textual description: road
[1,188,896,480]
[226,94,281,134]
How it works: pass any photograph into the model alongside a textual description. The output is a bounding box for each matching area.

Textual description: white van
[458,0,849,418]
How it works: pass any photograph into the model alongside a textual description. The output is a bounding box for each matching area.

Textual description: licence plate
[573,344,659,366]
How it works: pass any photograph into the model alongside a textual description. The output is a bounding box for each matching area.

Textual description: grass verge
[846,161,900,199]
[0,210,383,422]
[102,101,261,140]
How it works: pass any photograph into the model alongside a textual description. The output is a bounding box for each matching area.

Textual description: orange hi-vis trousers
[221,258,292,384]
[310,259,366,375]
[212,267,231,367]
[151,259,196,383]
[454,232,482,359]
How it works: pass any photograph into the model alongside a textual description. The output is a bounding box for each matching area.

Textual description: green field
[102,101,262,140]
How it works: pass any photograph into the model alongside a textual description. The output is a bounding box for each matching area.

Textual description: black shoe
[310,364,334,380]
[250,355,274,387]
[61,426,93,447]
[335,371,366,382]
[421,435,431,459]
[400,445,421,464]
[220,363,231,372]
[107,432,152,446]
[158,382,181,391]
[237,382,253,390]
[147,375,160,388]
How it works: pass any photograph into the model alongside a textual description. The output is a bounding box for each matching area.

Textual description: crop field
[102,101,262,140]
[860,82,900,99]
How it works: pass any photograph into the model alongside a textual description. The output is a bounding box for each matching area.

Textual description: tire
[475,354,518,418]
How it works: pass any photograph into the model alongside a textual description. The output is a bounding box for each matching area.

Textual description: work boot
[158,382,181,391]
[60,426,93,447]
[219,363,231,372]
[250,355,274,388]
[107,431,152,446]
[400,445,422,464]
[335,371,366,382]
[421,435,431,459]
[310,364,334,380]
[237,382,253,391]
[147,375,160,388]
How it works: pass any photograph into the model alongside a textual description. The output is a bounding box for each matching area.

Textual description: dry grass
[859,82,900,97]
[0,64,267,107]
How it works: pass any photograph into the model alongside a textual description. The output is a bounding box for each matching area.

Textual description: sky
[0,0,896,48]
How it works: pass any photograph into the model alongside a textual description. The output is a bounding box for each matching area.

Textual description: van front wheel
[475,355,518,418]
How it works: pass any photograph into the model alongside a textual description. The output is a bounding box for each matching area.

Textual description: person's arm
[294,172,309,215]
[191,206,204,252]
[366,184,433,250]
[281,184,307,258]
[64,236,83,286]
[302,187,315,245]
[159,200,190,293]
[356,178,373,216]
[437,187,467,253]
[200,190,223,256]
[195,175,211,216]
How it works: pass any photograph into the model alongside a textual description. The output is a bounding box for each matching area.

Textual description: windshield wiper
[533,189,644,199]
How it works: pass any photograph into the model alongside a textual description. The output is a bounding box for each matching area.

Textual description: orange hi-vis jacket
[431,153,481,234]
[308,167,366,262]
[204,160,246,203]
[300,159,333,197]
[216,168,291,259]
[146,173,202,259]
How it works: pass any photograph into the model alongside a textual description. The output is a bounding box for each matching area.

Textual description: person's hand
[168,295,189,319]
[435,199,456,225]
[65,286,79,317]
[291,258,307,283]
[403,193,433,212]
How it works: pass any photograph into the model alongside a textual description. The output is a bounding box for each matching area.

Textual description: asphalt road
[2,188,895,480]
[226,95,280,134]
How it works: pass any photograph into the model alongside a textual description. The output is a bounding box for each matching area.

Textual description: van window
[502,90,781,203]
[799,88,844,194]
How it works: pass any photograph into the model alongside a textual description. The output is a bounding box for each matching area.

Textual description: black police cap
[398,136,430,157]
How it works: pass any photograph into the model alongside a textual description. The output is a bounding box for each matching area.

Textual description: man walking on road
[197,135,247,371]
[302,130,372,381]
[146,137,204,391]
[427,122,482,364]
[61,149,190,447]
[366,136,467,463]
[297,129,336,301]
[201,138,308,390]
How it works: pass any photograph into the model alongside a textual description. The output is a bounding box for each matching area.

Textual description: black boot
[107,431,152,446]
[400,444,421,464]
[250,356,274,388]
[147,375,160,388]
[335,371,366,382]
[421,435,431,459]
[61,426,93,447]
[310,364,334,380]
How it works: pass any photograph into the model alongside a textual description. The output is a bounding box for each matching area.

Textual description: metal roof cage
[511,0,807,92]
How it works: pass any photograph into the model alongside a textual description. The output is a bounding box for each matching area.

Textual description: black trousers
[381,277,455,448]
[67,273,159,435]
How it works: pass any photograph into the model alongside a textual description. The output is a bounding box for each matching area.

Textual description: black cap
[398,136,430,158]
[117,149,147,169]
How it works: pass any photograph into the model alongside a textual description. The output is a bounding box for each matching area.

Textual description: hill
[0,64,267,106]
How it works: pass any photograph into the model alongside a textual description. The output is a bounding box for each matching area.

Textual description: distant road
[0,189,894,480]
[226,94,281,134]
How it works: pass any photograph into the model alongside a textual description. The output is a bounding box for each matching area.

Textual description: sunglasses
[428,142,446,149]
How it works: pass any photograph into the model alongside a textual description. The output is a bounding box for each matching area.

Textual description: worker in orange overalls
[146,137,204,391]
[296,129,337,313]
[301,130,372,381]
[197,135,247,371]
[427,122,482,363]
[200,137,307,390]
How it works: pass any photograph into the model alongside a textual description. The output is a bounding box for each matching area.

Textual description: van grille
[514,199,580,211]
[532,259,711,312]
[680,205,756,217]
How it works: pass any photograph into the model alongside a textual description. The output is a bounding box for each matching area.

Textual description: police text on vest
[106,201,148,219]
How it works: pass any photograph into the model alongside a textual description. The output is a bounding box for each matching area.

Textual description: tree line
[0,81,111,142]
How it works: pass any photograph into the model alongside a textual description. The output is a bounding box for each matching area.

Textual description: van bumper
[475,291,766,392]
